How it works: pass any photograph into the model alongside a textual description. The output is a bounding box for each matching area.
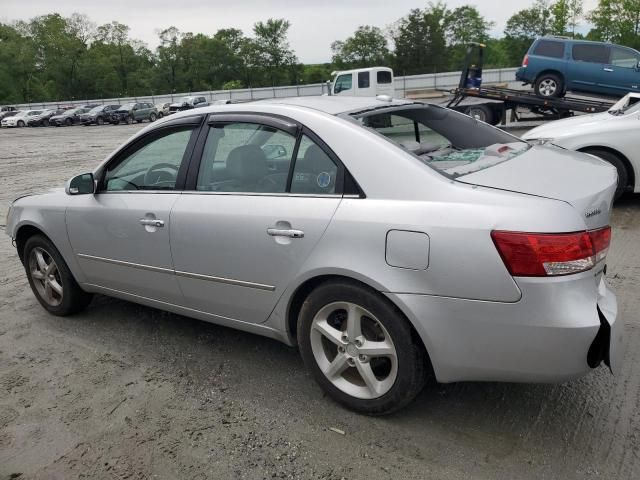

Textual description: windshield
[177,97,193,104]
[63,108,80,115]
[350,105,529,178]
[120,103,135,110]
[608,94,640,115]
[89,106,104,113]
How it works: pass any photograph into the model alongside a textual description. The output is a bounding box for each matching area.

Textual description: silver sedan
[5,96,623,414]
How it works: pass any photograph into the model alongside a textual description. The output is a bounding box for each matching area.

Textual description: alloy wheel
[28,247,63,307]
[539,79,557,97]
[310,301,398,399]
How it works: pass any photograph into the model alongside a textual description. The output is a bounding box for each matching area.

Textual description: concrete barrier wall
[13,67,519,110]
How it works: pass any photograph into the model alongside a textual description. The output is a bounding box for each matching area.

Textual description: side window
[377,70,392,84]
[572,44,611,64]
[358,72,370,89]
[532,40,565,58]
[103,128,194,191]
[334,74,353,93]
[291,135,339,195]
[196,122,296,193]
[611,47,639,68]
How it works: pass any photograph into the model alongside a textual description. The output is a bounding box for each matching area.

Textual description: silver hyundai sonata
[5,96,623,414]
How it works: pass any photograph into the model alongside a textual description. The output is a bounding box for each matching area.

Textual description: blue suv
[516,37,640,98]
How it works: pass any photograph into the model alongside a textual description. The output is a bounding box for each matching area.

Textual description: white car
[1,110,42,128]
[523,93,640,199]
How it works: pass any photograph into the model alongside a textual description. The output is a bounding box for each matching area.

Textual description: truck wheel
[465,105,494,124]
[581,148,629,201]
[535,73,564,98]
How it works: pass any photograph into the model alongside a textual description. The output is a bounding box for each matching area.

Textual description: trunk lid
[456,144,617,229]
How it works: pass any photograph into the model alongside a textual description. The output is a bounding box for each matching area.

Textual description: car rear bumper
[515,67,530,84]
[387,270,621,384]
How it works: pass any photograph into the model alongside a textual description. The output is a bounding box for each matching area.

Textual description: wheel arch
[285,273,433,373]
[535,69,565,84]
[578,145,635,189]
[15,223,53,264]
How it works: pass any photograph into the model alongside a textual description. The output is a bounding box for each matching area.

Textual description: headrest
[227,145,268,180]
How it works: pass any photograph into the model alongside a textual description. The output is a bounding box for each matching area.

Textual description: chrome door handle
[604,67,614,72]
[139,218,165,228]
[267,228,304,238]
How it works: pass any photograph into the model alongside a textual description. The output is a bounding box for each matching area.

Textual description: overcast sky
[0,0,599,63]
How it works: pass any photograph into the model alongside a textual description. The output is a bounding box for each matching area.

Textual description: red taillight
[491,227,611,277]
[522,54,529,67]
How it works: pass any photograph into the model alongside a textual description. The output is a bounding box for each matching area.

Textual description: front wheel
[149,113,157,122]
[42,119,49,127]
[24,235,92,316]
[297,281,426,415]
[17,120,25,127]
[65,118,73,127]
[534,73,564,98]
[96,116,104,125]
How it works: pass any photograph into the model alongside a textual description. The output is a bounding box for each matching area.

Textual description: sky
[0,0,600,63]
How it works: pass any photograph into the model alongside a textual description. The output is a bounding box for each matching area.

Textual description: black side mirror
[66,173,95,195]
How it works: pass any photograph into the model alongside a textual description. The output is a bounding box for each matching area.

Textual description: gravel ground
[0,124,639,480]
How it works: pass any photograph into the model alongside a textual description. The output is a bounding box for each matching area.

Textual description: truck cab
[330,67,394,97]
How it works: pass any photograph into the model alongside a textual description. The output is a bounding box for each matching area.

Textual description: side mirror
[66,173,95,195]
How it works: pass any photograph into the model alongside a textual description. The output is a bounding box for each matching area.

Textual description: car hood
[170,102,188,107]
[457,144,617,229]
[522,112,615,140]
[50,114,68,120]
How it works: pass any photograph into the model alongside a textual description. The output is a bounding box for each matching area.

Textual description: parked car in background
[0,106,18,121]
[27,109,65,127]
[110,102,158,124]
[80,104,121,126]
[156,102,170,118]
[517,36,640,98]
[5,96,621,415]
[168,96,208,114]
[50,107,93,127]
[1,110,42,128]
[523,91,640,199]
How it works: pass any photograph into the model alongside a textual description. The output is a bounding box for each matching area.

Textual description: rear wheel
[297,280,426,415]
[582,148,629,201]
[466,104,494,124]
[42,119,49,127]
[535,73,564,98]
[17,120,25,127]
[23,235,92,316]
[97,116,104,125]
[65,118,73,127]
[157,112,164,119]
[149,113,157,122]
[127,115,134,125]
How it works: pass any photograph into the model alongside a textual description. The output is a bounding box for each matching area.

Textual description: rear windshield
[533,40,565,58]
[349,105,529,178]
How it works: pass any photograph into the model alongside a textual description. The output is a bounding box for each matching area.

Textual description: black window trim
[97,114,205,193]
[184,111,364,197]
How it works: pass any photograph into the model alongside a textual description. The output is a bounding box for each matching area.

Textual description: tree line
[0,0,638,104]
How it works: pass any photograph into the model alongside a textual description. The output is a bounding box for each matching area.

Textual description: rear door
[568,43,613,94]
[170,114,343,324]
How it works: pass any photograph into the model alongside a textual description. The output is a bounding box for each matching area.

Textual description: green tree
[392,3,448,75]
[503,0,553,66]
[444,6,494,69]
[331,26,390,69]
[252,19,298,86]
[588,0,640,48]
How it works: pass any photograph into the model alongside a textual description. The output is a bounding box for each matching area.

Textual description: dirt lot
[1,124,639,480]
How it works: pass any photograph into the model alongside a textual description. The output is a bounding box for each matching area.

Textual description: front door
[66,125,198,303]
[170,118,343,324]
[604,46,640,94]
[568,43,612,94]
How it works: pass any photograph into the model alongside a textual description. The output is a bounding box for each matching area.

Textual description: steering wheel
[144,163,179,187]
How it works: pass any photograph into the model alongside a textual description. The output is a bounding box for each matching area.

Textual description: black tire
[582,148,629,201]
[465,104,494,124]
[534,73,565,98]
[42,119,49,127]
[149,113,157,122]
[17,120,25,128]
[157,112,164,119]
[127,115,134,125]
[65,118,73,127]
[97,116,104,125]
[23,235,92,316]
[297,280,426,415]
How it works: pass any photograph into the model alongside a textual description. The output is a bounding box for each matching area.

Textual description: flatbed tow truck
[432,44,616,125]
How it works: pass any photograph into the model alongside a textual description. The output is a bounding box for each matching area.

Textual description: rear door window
[533,40,565,58]
[572,44,611,64]
[377,71,392,84]
[358,72,370,89]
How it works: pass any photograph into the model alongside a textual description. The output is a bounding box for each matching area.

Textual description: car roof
[251,96,415,115]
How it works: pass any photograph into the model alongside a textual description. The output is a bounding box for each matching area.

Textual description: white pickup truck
[329,67,395,97]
